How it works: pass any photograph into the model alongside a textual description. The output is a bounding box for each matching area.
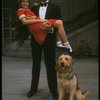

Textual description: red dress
[17,8,56,45]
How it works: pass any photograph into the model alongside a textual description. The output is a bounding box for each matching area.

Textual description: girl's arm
[25,15,36,20]
[20,16,47,25]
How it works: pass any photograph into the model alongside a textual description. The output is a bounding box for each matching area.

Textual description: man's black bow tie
[40,2,48,6]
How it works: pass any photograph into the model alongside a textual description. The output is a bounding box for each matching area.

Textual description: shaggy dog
[55,54,89,100]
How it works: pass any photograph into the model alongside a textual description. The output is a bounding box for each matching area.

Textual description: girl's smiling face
[20,0,29,9]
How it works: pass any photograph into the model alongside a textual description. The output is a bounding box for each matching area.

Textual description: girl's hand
[41,19,48,22]
[26,15,36,20]
[40,21,51,31]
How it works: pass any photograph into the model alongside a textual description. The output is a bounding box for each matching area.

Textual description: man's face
[41,0,47,3]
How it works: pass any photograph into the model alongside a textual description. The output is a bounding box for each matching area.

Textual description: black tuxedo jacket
[31,2,62,20]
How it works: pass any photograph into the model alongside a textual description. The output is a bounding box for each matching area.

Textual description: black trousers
[30,33,58,96]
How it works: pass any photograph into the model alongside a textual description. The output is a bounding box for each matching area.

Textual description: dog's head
[55,54,73,72]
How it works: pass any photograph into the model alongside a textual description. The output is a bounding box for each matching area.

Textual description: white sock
[57,41,62,45]
[63,41,69,45]
[63,41,73,52]
[57,41,64,47]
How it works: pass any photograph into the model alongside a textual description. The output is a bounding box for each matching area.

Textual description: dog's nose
[61,62,64,67]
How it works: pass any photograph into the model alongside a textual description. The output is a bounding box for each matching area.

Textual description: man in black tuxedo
[27,0,62,99]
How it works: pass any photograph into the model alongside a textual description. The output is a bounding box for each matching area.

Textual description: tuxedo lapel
[45,3,52,19]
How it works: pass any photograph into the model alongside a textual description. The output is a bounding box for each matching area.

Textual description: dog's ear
[70,55,75,65]
[56,54,62,64]
[68,55,74,66]
[55,57,59,65]
[69,56,72,62]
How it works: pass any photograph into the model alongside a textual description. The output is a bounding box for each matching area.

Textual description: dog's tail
[82,91,90,97]
[75,90,90,100]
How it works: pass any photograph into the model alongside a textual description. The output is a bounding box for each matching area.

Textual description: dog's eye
[59,58,62,60]
[65,57,68,60]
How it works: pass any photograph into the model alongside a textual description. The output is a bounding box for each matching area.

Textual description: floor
[2,56,99,100]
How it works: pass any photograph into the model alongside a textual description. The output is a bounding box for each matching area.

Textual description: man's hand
[45,22,52,32]
[40,21,53,33]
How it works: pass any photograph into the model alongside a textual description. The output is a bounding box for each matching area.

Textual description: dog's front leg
[69,91,75,100]
[69,88,76,100]
[58,87,65,100]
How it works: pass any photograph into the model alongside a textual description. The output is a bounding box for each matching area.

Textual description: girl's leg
[54,20,73,52]
[54,20,68,42]
[56,34,65,48]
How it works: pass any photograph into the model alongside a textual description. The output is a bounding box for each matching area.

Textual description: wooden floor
[2,56,99,100]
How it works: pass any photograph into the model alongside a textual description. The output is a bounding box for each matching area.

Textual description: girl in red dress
[17,0,72,52]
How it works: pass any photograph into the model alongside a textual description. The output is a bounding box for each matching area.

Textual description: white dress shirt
[39,0,49,19]
[39,4,48,19]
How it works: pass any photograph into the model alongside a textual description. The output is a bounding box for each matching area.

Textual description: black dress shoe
[56,47,70,54]
[27,90,37,97]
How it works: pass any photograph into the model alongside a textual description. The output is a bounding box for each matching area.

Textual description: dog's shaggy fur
[55,54,89,100]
